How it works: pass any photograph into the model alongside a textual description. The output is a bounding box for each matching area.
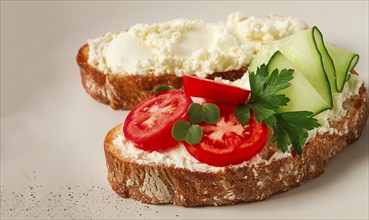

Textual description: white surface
[1,1,368,219]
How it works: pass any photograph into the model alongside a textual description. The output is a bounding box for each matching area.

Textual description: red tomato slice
[123,90,192,152]
[184,105,269,167]
[183,75,251,104]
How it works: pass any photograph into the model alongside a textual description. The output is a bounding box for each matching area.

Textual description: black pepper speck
[2,178,161,219]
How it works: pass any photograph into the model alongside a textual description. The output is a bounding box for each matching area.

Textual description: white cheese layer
[113,134,291,173]
[307,74,363,139]
[88,12,306,78]
[114,74,363,172]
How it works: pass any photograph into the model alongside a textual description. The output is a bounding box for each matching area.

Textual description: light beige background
[1,1,368,219]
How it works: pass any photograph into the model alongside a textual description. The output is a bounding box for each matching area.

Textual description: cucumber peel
[326,43,359,91]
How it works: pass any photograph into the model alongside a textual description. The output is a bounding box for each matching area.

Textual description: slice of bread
[77,44,246,110]
[104,83,369,206]
[76,14,307,110]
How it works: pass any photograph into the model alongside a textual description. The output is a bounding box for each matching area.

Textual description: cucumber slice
[346,73,351,81]
[326,43,359,92]
[278,27,334,105]
[268,51,330,115]
[250,27,334,108]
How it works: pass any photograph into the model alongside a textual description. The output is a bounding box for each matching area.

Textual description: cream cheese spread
[113,134,290,173]
[88,12,306,78]
[307,74,363,139]
[114,74,363,172]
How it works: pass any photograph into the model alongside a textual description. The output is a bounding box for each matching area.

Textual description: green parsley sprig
[234,64,320,154]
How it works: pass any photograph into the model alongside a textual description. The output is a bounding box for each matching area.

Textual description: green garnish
[172,120,203,145]
[172,103,220,145]
[188,103,220,124]
[188,103,204,124]
[153,85,176,94]
[265,111,320,154]
[234,64,320,154]
[235,64,293,123]
[203,103,220,124]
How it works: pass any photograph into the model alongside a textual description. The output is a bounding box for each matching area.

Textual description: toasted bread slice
[104,83,369,206]
[77,44,246,110]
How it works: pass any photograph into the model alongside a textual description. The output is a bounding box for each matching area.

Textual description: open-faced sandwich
[77,12,369,206]
[77,12,308,109]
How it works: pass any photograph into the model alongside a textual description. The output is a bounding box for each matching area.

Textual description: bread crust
[104,84,369,206]
[77,44,246,110]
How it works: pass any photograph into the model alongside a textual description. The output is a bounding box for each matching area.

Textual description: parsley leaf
[248,65,293,122]
[234,64,320,154]
[234,104,251,126]
[268,112,320,154]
